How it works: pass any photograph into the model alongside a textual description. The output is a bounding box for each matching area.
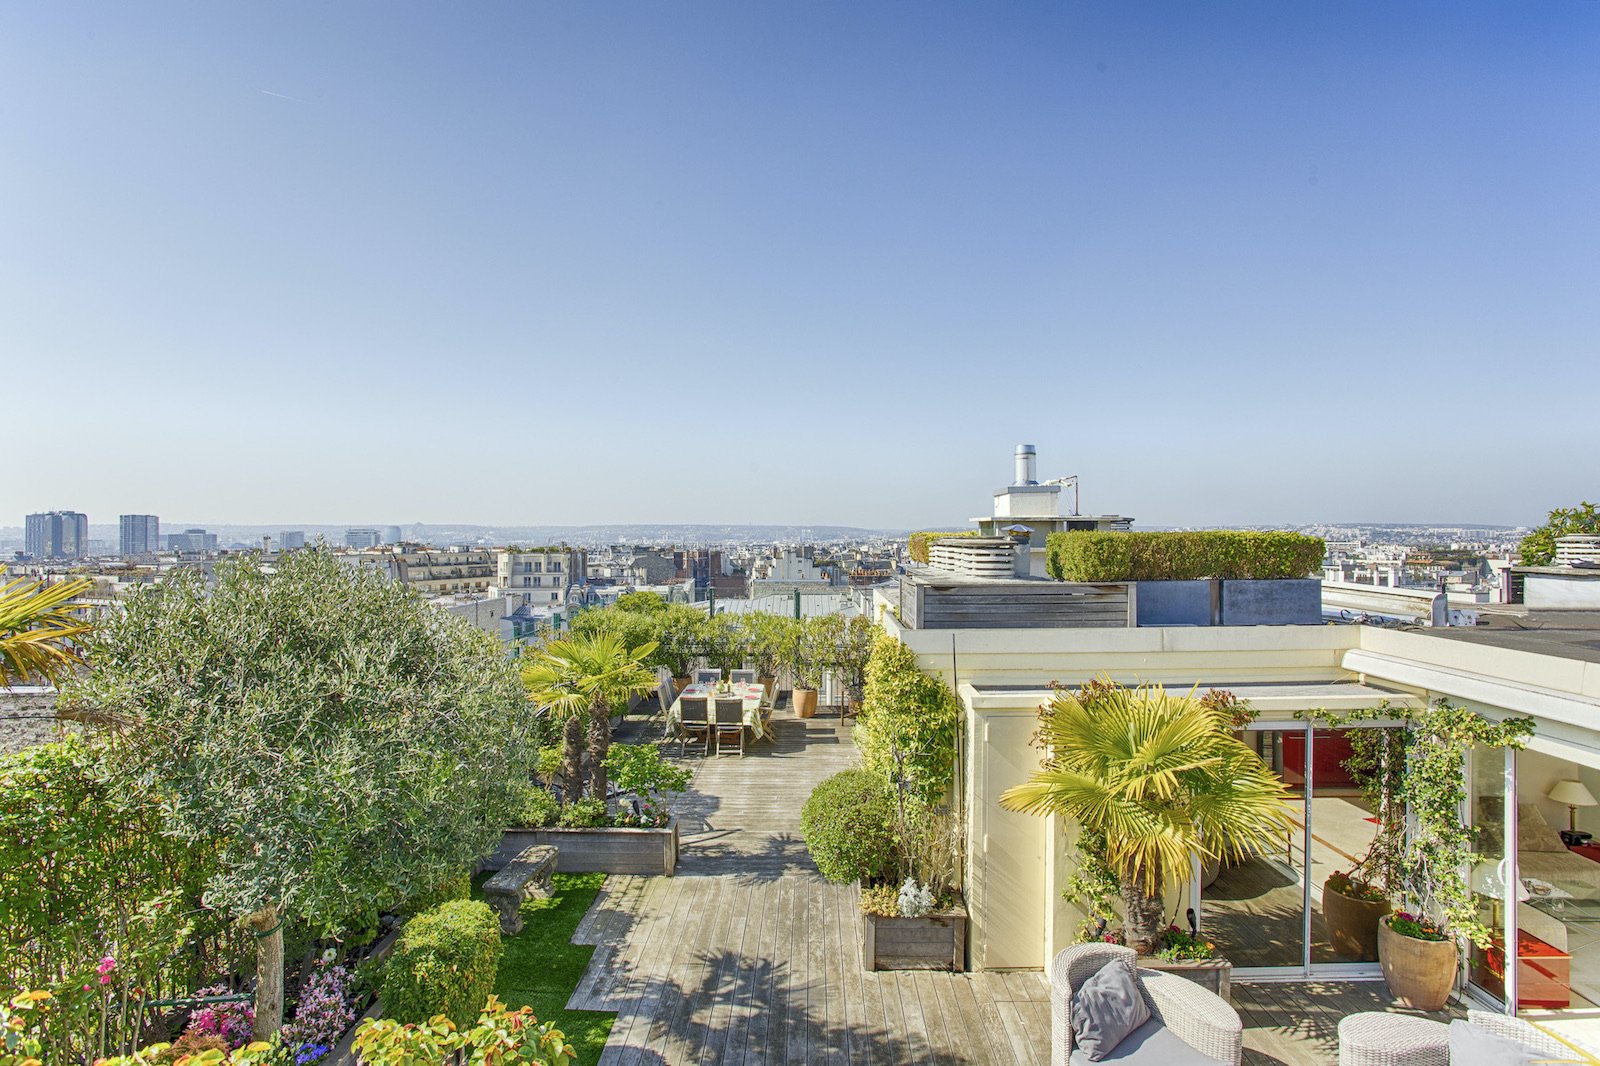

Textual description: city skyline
[6,3,1597,527]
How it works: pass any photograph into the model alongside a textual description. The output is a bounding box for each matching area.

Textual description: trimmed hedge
[1047,531,1326,582]
[400,871,472,916]
[908,529,979,564]
[800,769,899,884]
[857,634,960,805]
[383,898,503,1028]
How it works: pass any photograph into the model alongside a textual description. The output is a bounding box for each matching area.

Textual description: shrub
[859,883,899,918]
[281,962,355,1060]
[382,900,502,1030]
[513,788,561,828]
[401,872,471,916]
[1047,530,1326,582]
[856,634,960,805]
[556,797,611,828]
[800,770,898,884]
[353,995,574,1066]
[907,530,979,564]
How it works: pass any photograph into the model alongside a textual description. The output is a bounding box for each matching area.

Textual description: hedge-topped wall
[908,529,979,564]
[1047,531,1326,582]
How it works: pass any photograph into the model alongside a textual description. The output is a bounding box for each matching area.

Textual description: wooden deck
[568,707,1463,1065]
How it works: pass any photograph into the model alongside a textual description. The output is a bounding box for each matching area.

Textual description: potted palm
[999,679,1292,960]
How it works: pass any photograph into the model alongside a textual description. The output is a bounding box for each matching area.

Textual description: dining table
[666,681,768,742]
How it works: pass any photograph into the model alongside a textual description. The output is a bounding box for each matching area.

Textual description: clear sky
[5,2,1596,529]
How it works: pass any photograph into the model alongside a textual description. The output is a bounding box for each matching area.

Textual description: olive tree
[62,549,533,1039]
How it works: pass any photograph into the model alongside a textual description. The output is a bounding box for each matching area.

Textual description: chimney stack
[1014,444,1037,486]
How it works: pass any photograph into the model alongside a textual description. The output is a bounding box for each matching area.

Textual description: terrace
[558,706,1466,1065]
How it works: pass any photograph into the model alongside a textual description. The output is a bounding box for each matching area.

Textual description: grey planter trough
[1136,957,1233,1002]
[863,901,968,972]
[485,823,678,876]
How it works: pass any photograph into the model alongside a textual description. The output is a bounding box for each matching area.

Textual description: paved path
[570,709,1050,1065]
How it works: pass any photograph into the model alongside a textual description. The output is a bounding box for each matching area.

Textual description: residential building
[25,511,89,559]
[496,546,588,609]
[969,444,1132,577]
[166,528,219,552]
[119,514,160,557]
[342,545,497,595]
[280,530,306,550]
[345,528,384,549]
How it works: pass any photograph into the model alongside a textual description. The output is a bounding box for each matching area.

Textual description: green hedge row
[383,898,502,1028]
[907,529,979,564]
[1046,531,1326,582]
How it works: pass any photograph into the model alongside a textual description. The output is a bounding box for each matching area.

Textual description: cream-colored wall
[1516,748,1600,837]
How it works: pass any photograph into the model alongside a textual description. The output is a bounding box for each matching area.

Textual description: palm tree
[520,632,660,801]
[999,680,1292,953]
[0,566,94,686]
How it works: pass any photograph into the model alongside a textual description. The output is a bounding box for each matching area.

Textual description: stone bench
[483,844,557,934]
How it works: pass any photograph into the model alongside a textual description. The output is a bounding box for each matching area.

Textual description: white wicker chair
[1051,943,1242,1066]
[1465,1010,1592,1062]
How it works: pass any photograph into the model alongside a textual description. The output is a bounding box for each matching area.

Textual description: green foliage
[63,549,533,936]
[1154,925,1216,962]
[1519,501,1600,566]
[0,565,94,686]
[355,995,575,1065]
[612,590,667,614]
[489,872,613,1066]
[1002,679,1293,952]
[740,612,797,680]
[1047,530,1326,581]
[556,798,611,829]
[907,530,979,565]
[602,744,691,803]
[856,634,960,805]
[1,990,49,1066]
[1386,911,1448,942]
[513,789,562,828]
[816,614,877,692]
[91,1039,290,1066]
[382,899,502,1030]
[0,738,242,1064]
[799,769,899,884]
[1060,828,1121,937]
[784,616,833,690]
[1326,870,1387,904]
[401,872,471,916]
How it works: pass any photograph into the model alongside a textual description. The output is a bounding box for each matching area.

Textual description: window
[551,561,561,572]
[550,592,558,601]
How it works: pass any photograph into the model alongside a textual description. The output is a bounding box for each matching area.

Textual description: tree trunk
[587,700,611,801]
[1120,864,1166,955]
[561,714,585,801]
[245,904,284,1041]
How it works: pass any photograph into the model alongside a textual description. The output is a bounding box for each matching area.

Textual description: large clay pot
[672,676,690,693]
[1323,879,1391,962]
[759,675,777,704]
[793,687,818,719]
[1378,919,1458,1010]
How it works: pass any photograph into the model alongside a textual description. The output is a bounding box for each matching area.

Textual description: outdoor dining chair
[678,696,711,756]
[729,669,757,684]
[713,696,745,757]
[693,668,721,685]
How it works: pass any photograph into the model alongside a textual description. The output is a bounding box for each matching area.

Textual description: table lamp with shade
[1548,779,1598,832]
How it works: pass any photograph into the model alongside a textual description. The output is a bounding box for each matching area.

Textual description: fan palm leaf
[1000,679,1293,951]
[0,566,94,686]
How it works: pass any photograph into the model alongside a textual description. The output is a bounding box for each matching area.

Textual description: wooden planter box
[485,823,678,876]
[863,902,968,972]
[1136,957,1232,1002]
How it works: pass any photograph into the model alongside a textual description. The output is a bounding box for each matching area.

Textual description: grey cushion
[1070,960,1151,1061]
[1069,1018,1229,1065]
[1447,1020,1536,1065]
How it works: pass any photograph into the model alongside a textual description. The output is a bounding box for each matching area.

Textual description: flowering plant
[280,962,355,1061]
[2,990,49,1066]
[184,987,255,1049]
[1326,870,1387,904]
[1155,924,1216,962]
[1386,911,1448,942]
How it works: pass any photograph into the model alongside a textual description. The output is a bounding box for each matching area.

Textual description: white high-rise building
[119,514,160,556]
[345,528,383,549]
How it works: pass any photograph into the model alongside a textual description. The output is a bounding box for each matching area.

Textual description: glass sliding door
[1467,745,1516,1009]
[1203,724,1310,970]
[1308,726,1390,966]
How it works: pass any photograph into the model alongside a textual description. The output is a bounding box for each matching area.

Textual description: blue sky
[5,2,1596,528]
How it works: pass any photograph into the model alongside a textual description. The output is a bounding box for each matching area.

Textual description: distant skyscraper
[281,530,306,550]
[25,511,89,559]
[383,525,403,545]
[345,528,383,549]
[119,514,160,556]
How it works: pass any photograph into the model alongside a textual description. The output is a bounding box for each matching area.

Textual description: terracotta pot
[1378,919,1457,1010]
[1323,879,1391,962]
[672,676,690,693]
[793,687,818,719]
[759,675,777,704]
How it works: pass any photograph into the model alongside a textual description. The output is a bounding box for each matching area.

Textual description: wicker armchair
[1465,1010,1590,1061]
[1051,943,1242,1066]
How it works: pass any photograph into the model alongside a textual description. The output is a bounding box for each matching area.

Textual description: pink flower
[96,957,116,984]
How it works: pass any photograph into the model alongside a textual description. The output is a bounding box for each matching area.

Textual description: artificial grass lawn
[473,871,615,1066]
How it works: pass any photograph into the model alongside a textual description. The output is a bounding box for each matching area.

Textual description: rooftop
[1425,609,1600,665]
